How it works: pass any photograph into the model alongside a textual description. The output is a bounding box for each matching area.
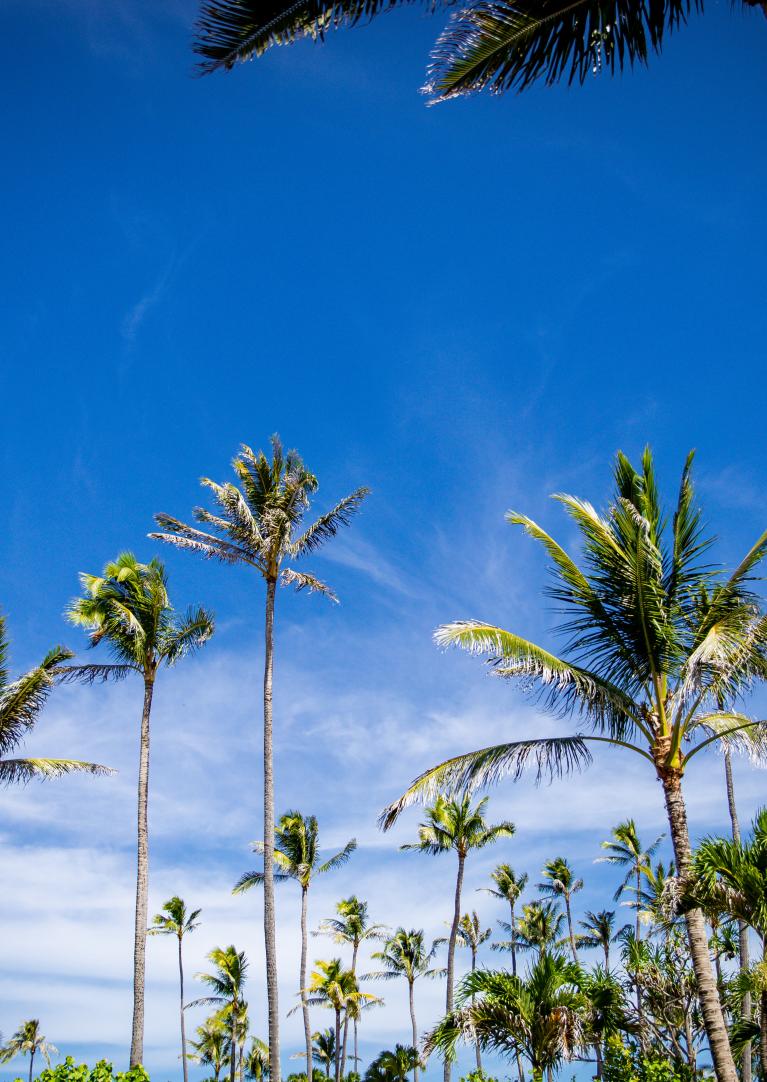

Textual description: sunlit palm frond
[0,757,114,785]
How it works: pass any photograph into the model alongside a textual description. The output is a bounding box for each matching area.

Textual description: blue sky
[2,0,767,1078]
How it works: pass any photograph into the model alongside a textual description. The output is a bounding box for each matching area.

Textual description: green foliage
[30,1057,151,1082]
[602,1037,693,1082]
[460,1072,499,1082]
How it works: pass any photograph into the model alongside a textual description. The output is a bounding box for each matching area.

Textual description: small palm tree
[479,864,527,975]
[308,1029,335,1079]
[244,1037,269,1082]
[580,967,633,1078]
[304,960,380,1082]
[365,929,437,1082]
[0,1020,57,1082]
[152,438,368,1082]
[188,1016,231,1082]
[235,811,356,1081]
[65,553,213,1066]
[364,1046,420,1082]
[192,946,249,1082]
[497,899,565,960]
[0,616,110,785]
[148,896,202,1082]
[316,897,387,1074]
[397,794,514,1082]
[577,910,622,970]
[596,821,664,940]
[538,858,583,963]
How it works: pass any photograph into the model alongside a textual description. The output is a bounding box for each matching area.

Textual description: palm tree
[0,1020,57,1082]
[151,436,368,1082]
[425,953,585,1082]
[234,812,357,1081]
[498,899,566,960]
[192,946,249,1082]
[577,910,620,970]
[364,1047,420,1082]
[188,1016,231,1082]
[190,0,767,101]
[65,553,213,1066]
[317,897,388,1075]
[383,448,767,1082]
[538,858,583,963]
[579,967,632,1079]
[148,896,201,1082]
[596,821,664,941]
[436,913,491,1072]
[399,794,514,1082]
[0,616,110,785]
[244,1039,270,1082]
[365,929,436,1082]
[479,864,527,975]
[308,1029,336,1079]
[722,744,753,1082]
[303,959,380,1082]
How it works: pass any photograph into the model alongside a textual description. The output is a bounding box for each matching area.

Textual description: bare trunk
[509,900,517,977]
[603,940,609,970]
[130,676,154,1067]
[564,895,578,964]
[471,945,482,1074]
[353,1020,358,1079]
[725,746,752,1082]
[660,768,737,1082]
[264,579,281,1082]
[444,851,465,1082]
[634,865,645,1054]
[179,935,189,1082]
[28,1049,35,1082]
[334,1010,342,1082]
[409,978,419,1082]
[229,1003,237,1082]
[301,886,313,1082]
[341,942,358,1078]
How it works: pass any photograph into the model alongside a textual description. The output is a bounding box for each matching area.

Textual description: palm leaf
[0,757,114,785]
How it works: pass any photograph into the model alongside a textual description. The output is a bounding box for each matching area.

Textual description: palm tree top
[149,895,202,937]
[364,928,437,982]
[234,810,357,893]
[192,945,249,1009]
[0,1020,58,1066]
[317,896,388,945]
[392,792,515,850]
[480,862,527,903]
[538,856,583,897]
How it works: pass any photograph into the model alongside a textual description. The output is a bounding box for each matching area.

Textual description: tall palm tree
[399,794,514,1082]
[425,953,585,1082]
[65,553,213,1066]
[303,960,380,1082]
[596,820,664,940]
[316,897,388,1075]
[364,1046,420,1082]
[538,858,583,963]
[151,437,368,1082]
[383,448,767,1082]
[0,617,110,785]
[191,0,767,101]
[577,910,621,970]
[436,913,491,1072]
[365,929,437,1082]
[722,744,753,1082]
[0,1021,57,1082]
[479,864,527,975]
[148,896,202,1082]
[234,811,357,1081]
[192,946,249,1082]
[188,1017,231,1082]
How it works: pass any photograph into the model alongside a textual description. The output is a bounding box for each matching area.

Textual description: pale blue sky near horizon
[1,0,767,1078]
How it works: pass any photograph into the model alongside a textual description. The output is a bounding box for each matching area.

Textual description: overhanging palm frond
[280,568,338,601]
[0,757,114,785]
[318,838,358,874]
[54,663,137,685]
[162,607,216,665]
[379,736,592,829]
[151,515,251,564]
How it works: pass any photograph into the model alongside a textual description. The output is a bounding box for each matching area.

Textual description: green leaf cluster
[602,1037,694,1082]
[22,1057,151,1082]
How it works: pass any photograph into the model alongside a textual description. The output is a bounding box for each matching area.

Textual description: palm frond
[54,663,137,685]
[150,516,251,564]
[280,568,338,601]
[290,488,370,557]
[0,757,114,785]
[318,838,358,874]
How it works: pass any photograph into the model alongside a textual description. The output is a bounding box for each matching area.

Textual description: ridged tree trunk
[660,768,737,1082]
[409,977,419,1082]
[230,1002,237,1082]
[334,1009,342,1082]
[510,899,524,1082]
[444,851,465,1082]
[470,945,482,1073]
[564,895,578,964]
[130,676,154,1067]
[634,863,645,1055]
[28,1049,35,1082]
[724,746,752,1082]
[179,934,189,1082]
[340,941,358,1078]
[263,578,281,1082]
[300,886,313,1082]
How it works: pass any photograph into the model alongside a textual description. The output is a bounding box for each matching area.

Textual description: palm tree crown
[234,812,357,893]
[149,896,202,939]
[367,928,437,984]
[0,1020,57,1082]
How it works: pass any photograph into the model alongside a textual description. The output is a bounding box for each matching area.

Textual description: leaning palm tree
[191,0,767,102]
[0,616,110,785]
[65,553,213,1066]
[192,946,249,1082]
[399,794,514,1082]
[234,811,356,1080]
[435,913,491,1072]
[364,929,437,1082]
[151,437,368,1082]
[0,1020,57,1082]
[577,910,622,970]
[148,896,202,1082]
[188,1016,232,1082]
[596,820,664,940]
[538,858,583,963]
[316,897,388,1074]
[303,959,380,1082]
[479,864,527,975]
[384,448,767,1082]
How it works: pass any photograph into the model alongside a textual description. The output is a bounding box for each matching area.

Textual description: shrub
[19,1057,151,1082]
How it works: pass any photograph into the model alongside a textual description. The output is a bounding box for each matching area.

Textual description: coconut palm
[577,910,622,970]
[303,960,380,1082]
[244,1039,270,1082]
[479,865,527,975]
[234,811,357,1081]
[579,967,632,1078]
[384,448,767,1082]
[596,821,664,940]
[151,437,368,1082]
[317,897,388,1075]
[188,1017,231,1082]
[192,946,249,1082]
[538,858,583,963]
[436,913,491,1072]
[364,1046,420,1082]
[148,896,202,1082]
[398,794,514,1082]
[0,1020,57,1082]
[65,553,213,1066]
[191,0,767,102]
[722,743,753,1082]
[365,929,437,1082]
[425,953,585,1082]
[496,899,565,961]
[307,1029,336,1079]
[0,616,110,786]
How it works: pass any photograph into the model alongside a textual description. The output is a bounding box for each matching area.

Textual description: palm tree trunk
[661,768,737,1082]
[179,935,189,1082]
[409,978,419,1082]
[564,896,578,963]
[603,940,609,970]
[130,675,154,1068]
[634,864,645,1055]
[263,577,281,1082]
[510,900,517,977]
[444,851,466,1082]
[230,1006,237,1082]
[334,1010,342,1082]
[341,942,358,1078]
[470,946,482,1074]
[353,1020,359,1079]
[725,745,752,1082]
[301,886,313,1082]
[28,1049,35,1082]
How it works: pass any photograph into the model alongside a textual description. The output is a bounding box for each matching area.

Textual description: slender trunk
[444,851,465,1082]
[300,887,313,1082]
[334,1010,342,1082]
[684,1008,697,1071]
[603,940,609,970]
[725,746,752,1082]
[660,768,737,1082]
[510,900,517,977]
[29,1049,35,1082]
[130,676,155,1067]
[635,866,641,942]
[179,935,189,1082]
[263,578,281,1082]
[230,1002,237,1082]
[341,942,358,1078]
[564,895,578,964]
[353,1019,358,1079]
[409,978,419,1082]
[471,946,482,1074]
[634,864,645,1055]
